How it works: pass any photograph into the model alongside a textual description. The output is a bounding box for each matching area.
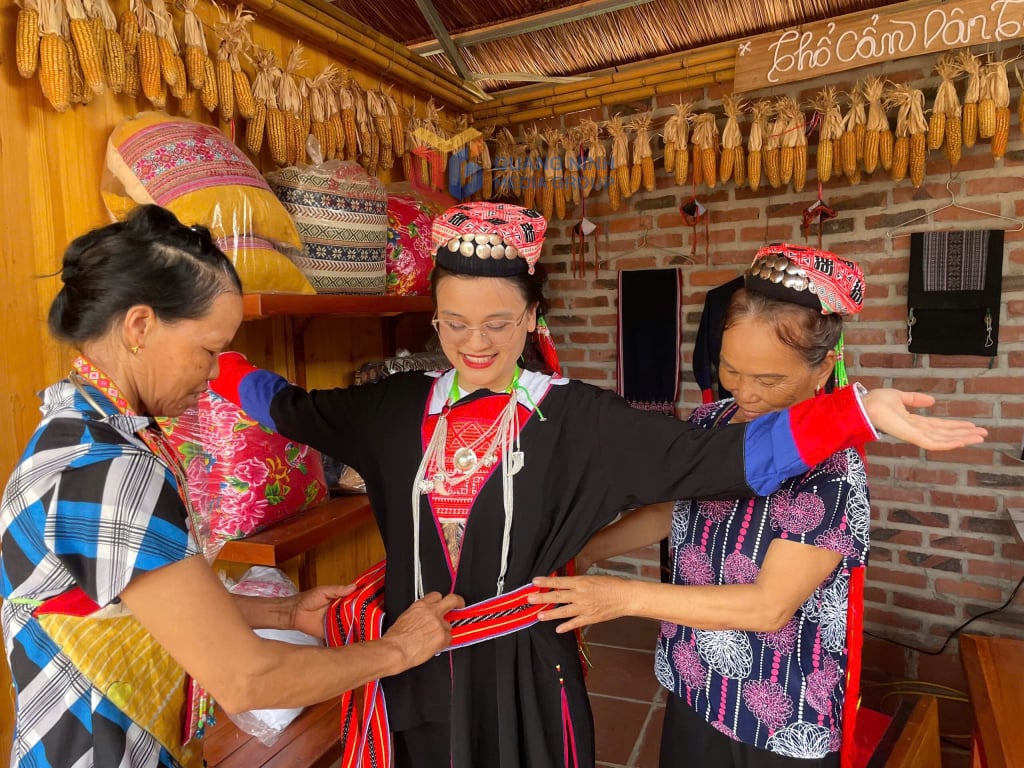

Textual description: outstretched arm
[861,389,986,451]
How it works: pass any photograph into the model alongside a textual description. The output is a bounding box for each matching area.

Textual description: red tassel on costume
[535,318,562,378]
[841,565,866,768]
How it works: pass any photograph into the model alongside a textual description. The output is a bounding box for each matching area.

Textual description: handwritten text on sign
[733,0,1024,92]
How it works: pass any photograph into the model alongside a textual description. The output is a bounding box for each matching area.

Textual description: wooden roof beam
[408,0,658,57]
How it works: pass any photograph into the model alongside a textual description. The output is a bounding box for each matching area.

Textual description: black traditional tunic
[219,364,874,768]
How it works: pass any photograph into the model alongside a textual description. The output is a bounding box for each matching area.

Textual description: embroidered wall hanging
[907,230,1003,357]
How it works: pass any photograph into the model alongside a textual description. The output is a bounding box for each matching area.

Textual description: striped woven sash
[325,559,553,768]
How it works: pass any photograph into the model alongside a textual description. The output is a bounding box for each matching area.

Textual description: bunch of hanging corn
[89,0,124,95]
[959,50,981,148]
[887,84,927,186]
[632,113,656,192]
[692,113,719,189]
[861,76,889,174]
[493,126,517,199]
[247,45,280,158]
[662,109,679,176]
[480,129,494,200]
[134,0,165,107]
[839,88,866,183]
[671,101,693,187]
[763,105,783,189]
[987,59,1011,159]
[353,85,377,175]
[719,95,745,185]
[423,98,449,191]
[521,127,542,210]
[811,87,843,184]
[366,88,394,170]
[66,0,104,96]
[36,0,70,111]
[577,119,598,198]
[16,0,41,79]
[906,86,928,187]
[779,97,807,192]
[275,43,308,166]
[582,118,607,195]
[563,125,581,206]
[383,87,405,162]
[324,68,345,160]
[308,69,331,160]
[607,115,632,202]
[337,78,358,163]
[929,53,958,163]
[151,0,188,105]
[746,100,769,191]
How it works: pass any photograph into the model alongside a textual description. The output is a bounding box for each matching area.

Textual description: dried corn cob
[103,22,124,93]
[812,87,843,183]
[776,96,800,187]
[38,0,70,111]
[149,0,183,97]
[746,100,767,190]
[879,128,894,171]
[66,0,104,94]
[988,59,1011,159]
[608,115,632,199]
[693,113,719,189]
[66,34,86,104]
[181,0,207,90]
[122,44,138,96]
[631,113,655,192]
[119,3,138,54]
[137,4,162,106]
[267,107,288,165]
[214,49,234,122]
[18,0,41,79]
[762,106,781,189]
[861,76,886,174]
[978,63,997,139]
[673,101,693,187]
[608,171,620,211]
[247,100,266,155]
[719,95,744,184]
[959,50,981,147]
[199,54,217,111]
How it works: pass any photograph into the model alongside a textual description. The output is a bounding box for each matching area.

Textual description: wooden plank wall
[0,1,441,760]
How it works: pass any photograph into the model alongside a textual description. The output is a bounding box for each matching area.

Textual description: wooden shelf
[242,293,434,321]
[216,494,375,567]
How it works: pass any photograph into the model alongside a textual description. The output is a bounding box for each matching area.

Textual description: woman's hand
[863,389,987,450]
[382,592,465,671]
[288,583,358,638]
[529,575,635,634]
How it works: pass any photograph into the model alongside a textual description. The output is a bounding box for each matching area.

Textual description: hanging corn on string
[774,96,797,187]
[150,0,186,100]
[367,88,394,170]
[987,59,1011,158]
[762,106,782,189]
[607,115,632,200]
[789,99,807,192]
[672,101,693,187]
[299,77,313,157]
[662,109,678,176]
[65,0,104,95]
[587,119,608,194]
[325,72,345,161]
[424,98,448,191]
[539,127,558,220]
[812,87,842,184]
[959,49,981,148]
[930,54,955,153]
[719,95,744,185]
[747,99,769,191]
[576,119,596,197]
[308,69,330,161]
[907,86,928,187]
[886,84,911,183]
[353,85,376,174]
[563,125,581,206]
[180,0,207,93]
[337,78,358,163]
[977,60,998,141]
[37,0,70,111]
[249,45,281,161]
[227,7,255,120]
[278,43,308,166]
[119,0,138,54]
[17,0,41,79]
[493,127,516,199]
[861,76,887,174]
[521,127,540,210]
[60,3,88,106]
[841,89,866,183]
[632,113,655,193]
[510,139,527,200]
[88,0,123,94]
[691,113,718,189]
[383,87,405,161]
[480,128,494,200]
[211,20,233,121]
[135,0,165,108]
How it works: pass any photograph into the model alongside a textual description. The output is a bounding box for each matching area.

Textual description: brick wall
[528,45,1024,764]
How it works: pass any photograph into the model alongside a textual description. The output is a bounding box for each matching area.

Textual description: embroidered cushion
[266,161,388,294]
[158,391,328,559]
[384,187,449,295]
[102,111,314,294]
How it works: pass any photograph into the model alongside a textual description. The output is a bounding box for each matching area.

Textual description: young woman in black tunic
[212,204,985,768]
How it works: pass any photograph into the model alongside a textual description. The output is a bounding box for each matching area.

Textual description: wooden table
[959,633,1024,768]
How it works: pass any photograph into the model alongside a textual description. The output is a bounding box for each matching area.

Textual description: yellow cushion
[103,111,314,295]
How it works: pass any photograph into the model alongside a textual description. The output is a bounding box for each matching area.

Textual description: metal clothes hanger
[886,174,1024,238]
[604,229,696,266]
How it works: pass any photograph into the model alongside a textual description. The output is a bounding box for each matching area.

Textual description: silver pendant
[418,478,435,493]
[508,451,525,475]
[453,447,477,472]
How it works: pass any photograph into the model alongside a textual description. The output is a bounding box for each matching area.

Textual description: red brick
[886,376,958,394]
[966,175,1024,194]
[873,528,924,546]
[641,232,684,249]
[964,377,1022,394]
[568,332,610,344]
[858,352,916,369]
[893,466,960,485]
[688,269,733,286]
[934,578,1004,602]
[608,256,659,270]
[1008,300,1024,316]
[865,442,923,459]
[1010,351,1024,367]
[930,491,999,513]
[892,593,957,616]
[866,565,928,589]
[740,225,795,242]
[924,400,995,419]
[863,586,889,604]
[713,206,762,223]
[868,485,926,504]
[857,305,912,323]
[927,534,996,556]
[928,355,1003,369]
[864,607,923,631]
[923,447,995,466]
[843,328,889,345]
[568,296,610,309]
[967,558,1024,581]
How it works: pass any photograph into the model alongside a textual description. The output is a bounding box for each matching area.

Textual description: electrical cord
[865,572,1024,655]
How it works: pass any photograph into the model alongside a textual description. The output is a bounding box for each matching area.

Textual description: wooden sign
[733,0,1024,92]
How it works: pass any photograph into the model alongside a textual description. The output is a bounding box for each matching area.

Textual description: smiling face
[434,274,537,393]
[134,291,244,417]
[719,315,835,423]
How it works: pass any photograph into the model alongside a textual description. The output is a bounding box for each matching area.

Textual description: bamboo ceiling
[333,0,907,93]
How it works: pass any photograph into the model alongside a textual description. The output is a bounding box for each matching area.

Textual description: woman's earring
[814,384,822,396]
[131,345,140,355]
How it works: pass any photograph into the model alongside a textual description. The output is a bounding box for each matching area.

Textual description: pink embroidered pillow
[159,391,328,558]
[384,185,451,295]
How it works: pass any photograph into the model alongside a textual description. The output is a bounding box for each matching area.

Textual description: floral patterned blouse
[655,399,870,760]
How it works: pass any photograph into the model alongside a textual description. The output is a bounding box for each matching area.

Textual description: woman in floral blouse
[532,245,885,768]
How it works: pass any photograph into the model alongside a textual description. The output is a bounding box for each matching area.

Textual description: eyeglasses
[431,308,530,346]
